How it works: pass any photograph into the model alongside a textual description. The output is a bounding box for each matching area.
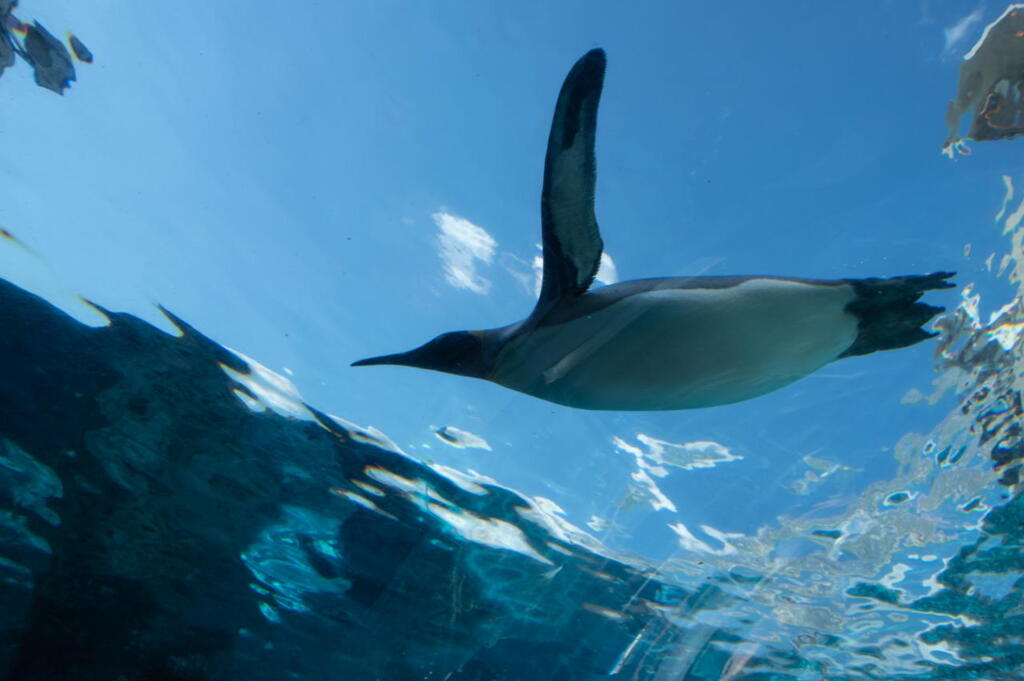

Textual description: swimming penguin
[353,49,954,411]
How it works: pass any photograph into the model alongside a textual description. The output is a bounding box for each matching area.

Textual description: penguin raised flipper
[536,48,605,315]
[353,49,955,411]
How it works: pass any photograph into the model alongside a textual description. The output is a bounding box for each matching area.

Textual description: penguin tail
[839,271,956,358]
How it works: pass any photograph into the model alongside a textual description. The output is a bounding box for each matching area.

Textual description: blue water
[1,1,1022,679]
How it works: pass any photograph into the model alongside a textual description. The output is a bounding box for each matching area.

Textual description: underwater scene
[1,2,1023,680]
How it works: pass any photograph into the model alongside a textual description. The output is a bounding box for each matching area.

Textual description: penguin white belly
[492,279,859,410]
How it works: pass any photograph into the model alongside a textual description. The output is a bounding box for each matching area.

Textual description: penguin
[353,49,954,411]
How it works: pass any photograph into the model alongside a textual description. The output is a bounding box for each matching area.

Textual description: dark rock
[0,278,689,680]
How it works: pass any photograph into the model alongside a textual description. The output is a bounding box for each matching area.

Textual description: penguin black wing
[536,48,607,314]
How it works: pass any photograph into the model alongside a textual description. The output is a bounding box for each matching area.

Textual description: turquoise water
[0,2,1022,679]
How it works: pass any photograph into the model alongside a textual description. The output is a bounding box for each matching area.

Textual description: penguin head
[352,330,492,379]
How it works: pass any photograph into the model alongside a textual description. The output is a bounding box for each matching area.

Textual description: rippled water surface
[1,2,1022,680]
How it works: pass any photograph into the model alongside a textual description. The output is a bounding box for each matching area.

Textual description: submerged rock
[0,278,685,680]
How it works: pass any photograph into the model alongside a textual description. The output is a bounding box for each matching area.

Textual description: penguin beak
[351,332,484,378]
[351,350,418,368]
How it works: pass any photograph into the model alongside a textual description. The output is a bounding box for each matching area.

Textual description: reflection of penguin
[355,50,954,411]
[944,4,1024,157]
